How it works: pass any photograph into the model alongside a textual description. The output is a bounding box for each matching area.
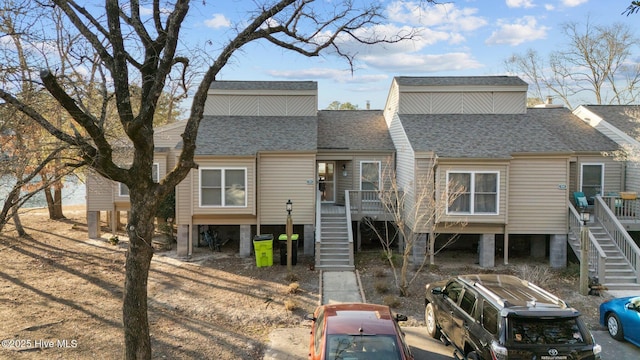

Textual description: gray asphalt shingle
[317,110,394,151]
[400,108,619,158]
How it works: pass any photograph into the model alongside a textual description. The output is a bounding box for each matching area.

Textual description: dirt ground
[0,207,609,359]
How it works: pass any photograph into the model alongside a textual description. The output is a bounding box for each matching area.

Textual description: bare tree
[624,1,640,15]
[362,159,465,297]
[506,20,640,109]
[0,1,428,358]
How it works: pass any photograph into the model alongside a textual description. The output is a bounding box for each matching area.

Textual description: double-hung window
[119,163,159,196]
[200,168,246,207]
[447,171,498,215]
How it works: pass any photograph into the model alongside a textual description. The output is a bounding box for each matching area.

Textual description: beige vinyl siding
[432,93,463,114]
[494,92,526,114]
[191,157,256,216]
[86,172,114,211]
[154,121,186,148]
[383,81,400,121]
[397,91,527,114]
[627,161,640,193]
[410,157,436,233]
[399,92,430,114]
[388,112,417,229]
[175,171,191,224]
[203,95,316,116]
[577,156,623,195]
[463,92,492,113]
[258,153,316,224]
[435,163,508,225]
[508,157,568,233]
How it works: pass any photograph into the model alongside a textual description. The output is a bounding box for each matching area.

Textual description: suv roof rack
[458,274,568,309]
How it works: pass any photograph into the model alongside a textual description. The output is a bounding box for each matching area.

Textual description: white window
[447,171,499,215]
[360,161,381,191]
[119,163,159,197]
[580,163,604,204]
[200,167,247,207]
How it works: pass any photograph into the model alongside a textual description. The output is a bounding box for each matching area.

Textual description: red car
[303,303,414,360]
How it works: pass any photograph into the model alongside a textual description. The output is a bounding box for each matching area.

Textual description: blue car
[599,296,640,347]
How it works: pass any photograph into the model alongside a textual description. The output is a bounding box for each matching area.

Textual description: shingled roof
[400,107,619,158]
[193,115,317,155]
[209,81,317,91]
[395,76,528,87]
[317,110,394,151]
[580,105,640,139]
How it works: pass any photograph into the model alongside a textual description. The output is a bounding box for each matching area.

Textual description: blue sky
[177,0,638,110]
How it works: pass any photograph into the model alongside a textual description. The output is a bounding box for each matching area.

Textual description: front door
[317,162,335,202]
[581,163,604,204]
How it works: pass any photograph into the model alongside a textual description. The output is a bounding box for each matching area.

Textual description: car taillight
[490,341,508,360]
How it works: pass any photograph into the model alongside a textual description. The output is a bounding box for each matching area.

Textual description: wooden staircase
[316,212,354,271]
[569,224,640,291]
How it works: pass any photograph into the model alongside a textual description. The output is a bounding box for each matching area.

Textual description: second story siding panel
[203,94,317,116]
[494,92,526,114]
[287,95,317,116]
[399,92,430,114]
[230,96,259,115]
[259,153,315,224]
[508,157,568,233]
[463,92,493,113]
[432,93,463,114]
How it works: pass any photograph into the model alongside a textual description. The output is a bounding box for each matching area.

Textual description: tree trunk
[13,211,27,237]
[123,195,155,360]
[44,184,65,220]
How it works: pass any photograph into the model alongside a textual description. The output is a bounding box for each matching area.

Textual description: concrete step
[316,264,355,271]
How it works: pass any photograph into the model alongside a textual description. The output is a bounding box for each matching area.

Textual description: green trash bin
[278,234,298,266]
[253,234,273,267]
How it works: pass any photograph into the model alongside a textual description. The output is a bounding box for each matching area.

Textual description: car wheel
[425,303,441,338]
[607,313,625,341]
[466,350,480,360]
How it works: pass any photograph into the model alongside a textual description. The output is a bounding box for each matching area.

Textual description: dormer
[204,80,318,116]
[386,76,528,116]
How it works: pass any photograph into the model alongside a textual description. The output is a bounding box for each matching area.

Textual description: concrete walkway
[320,270,365,304]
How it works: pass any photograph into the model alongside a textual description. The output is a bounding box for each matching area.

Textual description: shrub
[284,299,297,311]
[287,282,300,294]
[382,295,401,308]
[374,281,389,294]
[373,269,386,278]
[515,264,553,287]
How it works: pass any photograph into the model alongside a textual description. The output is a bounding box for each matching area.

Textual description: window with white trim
[360,161,381,191]
[447,171,498,214]
[119,163,159,197]
[200,167,247,207]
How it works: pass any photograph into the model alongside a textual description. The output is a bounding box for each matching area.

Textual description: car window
[325,334,402,360]
[460,290,477,316]
[509,317,585,345]
[482,301,499,335]
[445,281,463,304]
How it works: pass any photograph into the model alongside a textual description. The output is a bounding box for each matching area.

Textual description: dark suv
[424,274,601,360]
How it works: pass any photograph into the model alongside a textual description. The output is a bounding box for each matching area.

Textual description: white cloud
[204,13,231,29]
[361,52,484,73]
[562,0,588,7]
[485,16,549,46]
[506,0,535,8]
[267,68,388,83]
[544,4,555,10]
[386,1,487,32]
